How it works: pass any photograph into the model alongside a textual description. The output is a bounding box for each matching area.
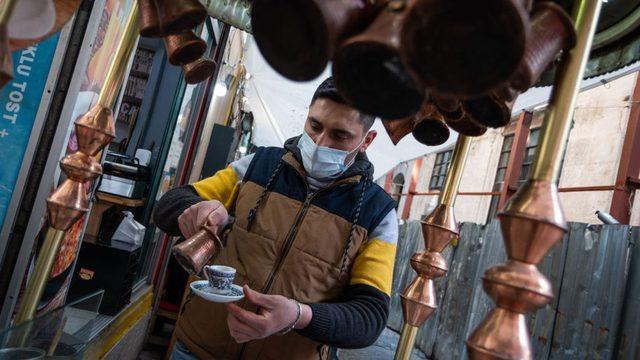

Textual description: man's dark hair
[311,77,376,131]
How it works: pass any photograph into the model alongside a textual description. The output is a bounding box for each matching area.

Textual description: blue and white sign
[0,34,60,227]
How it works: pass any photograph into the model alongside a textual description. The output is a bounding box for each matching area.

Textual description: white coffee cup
[134,149,151,167]
[203,265,236,295]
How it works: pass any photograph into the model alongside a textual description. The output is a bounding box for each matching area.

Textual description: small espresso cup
[203,265,236,294]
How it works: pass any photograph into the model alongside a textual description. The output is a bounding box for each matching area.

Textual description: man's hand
[226,286,312,343]
[177,200,228,239]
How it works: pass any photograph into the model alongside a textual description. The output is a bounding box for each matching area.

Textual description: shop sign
[0,34,60,228]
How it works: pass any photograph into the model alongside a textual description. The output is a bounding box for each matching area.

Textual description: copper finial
[164,30,207,65]
[401,0,530,97]
[46,179,88,231]
[74,105,115,156]
[333,0,423,119]
[251,0,384,81]
[59,152,102,182]
[183,57,216,84]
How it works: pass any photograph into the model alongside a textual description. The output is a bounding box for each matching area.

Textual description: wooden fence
[388,220,640,359]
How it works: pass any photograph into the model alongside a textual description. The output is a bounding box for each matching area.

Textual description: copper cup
[183,57,216,84]
[157,0,207,35]
[138,0,162,37]
[463,93,515,128]
[172,227,223,275]
[445,113,487,137]
[164,30,207,65]
[432,94,463,121]
[401,0,530,98]
[251,0,383,81]
[332,0,424,119]
[412,103,450,146]
[510,2,576,92]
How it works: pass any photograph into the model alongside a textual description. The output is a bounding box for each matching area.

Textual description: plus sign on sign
[0,34,60,229]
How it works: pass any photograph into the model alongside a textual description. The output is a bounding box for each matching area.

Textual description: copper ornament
[46,179,88,231]
[510,2,576,92]
[401,0,530,97]
[183,57,216,84]
[432,94,463,121]
[59,152,102,182]
[333,0,423,119]
[382,117,415,145]
[251,0,383,81]
[74,105,115,156]
[164,30,207,65]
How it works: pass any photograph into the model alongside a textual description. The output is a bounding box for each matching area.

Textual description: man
[154,78,398,359]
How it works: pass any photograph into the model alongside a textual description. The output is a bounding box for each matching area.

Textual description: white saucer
[190,280,244,303]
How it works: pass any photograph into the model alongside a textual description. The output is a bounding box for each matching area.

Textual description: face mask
[297,131,366,181]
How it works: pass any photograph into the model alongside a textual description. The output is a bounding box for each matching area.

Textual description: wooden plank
[528,226,571,359]
[550,224,632,359]
[96,192,146,207]
[431,221,490,360]
[615,227,640,359]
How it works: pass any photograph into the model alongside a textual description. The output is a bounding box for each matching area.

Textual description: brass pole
[394,135,471,360]
[466,0,602,358]
[531,0,601,182]
[395,324,419,360]
[440,135,471,205]
[12,2,141,327]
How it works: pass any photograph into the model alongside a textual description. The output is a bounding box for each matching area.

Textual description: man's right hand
[178,200,228,239]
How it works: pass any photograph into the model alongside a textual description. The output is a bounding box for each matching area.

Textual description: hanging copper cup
[138,0,162,37]
[462,93,515,128]
[183,57,216,84]
[510,2,576,92]
[157,0,207,35]
[333,0,424,119]
[445,113,487,137]
[412,103,450,146]
[251,0,383,81]
[432,94,463,121]
[401,0,530,98]
[164,30,207,65]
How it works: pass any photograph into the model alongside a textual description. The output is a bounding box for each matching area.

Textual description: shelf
[96,192,146,207]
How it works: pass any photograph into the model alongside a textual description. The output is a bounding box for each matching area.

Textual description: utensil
[182,57,216,84]
[445,113,488,137]
[157,0,207,35]
[412,103,450,146]
[164,30,207,65]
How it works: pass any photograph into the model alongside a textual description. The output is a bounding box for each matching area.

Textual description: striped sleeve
[349,209,399,295]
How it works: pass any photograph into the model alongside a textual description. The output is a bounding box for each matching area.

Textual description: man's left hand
[226,286,312,343]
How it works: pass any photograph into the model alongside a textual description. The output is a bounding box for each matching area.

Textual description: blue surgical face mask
[297,131,366,181]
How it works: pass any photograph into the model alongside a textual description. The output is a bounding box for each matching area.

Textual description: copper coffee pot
[157,0,207,35]
[164,30,207,65]
[139,0,162,37]
[510,2,576,92]
[432,94,463,121]
[251,0,383,81]
[183,57,216,84]
[172,220,224,275]
[401,0,530,98]
[462,93,515,128]
[445,112,488,137]
[333,0,424,119]
[412,102,450,146]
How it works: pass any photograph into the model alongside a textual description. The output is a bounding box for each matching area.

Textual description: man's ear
[361,130,377,152]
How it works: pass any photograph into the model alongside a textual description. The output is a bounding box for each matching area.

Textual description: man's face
[304,98,377,164]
